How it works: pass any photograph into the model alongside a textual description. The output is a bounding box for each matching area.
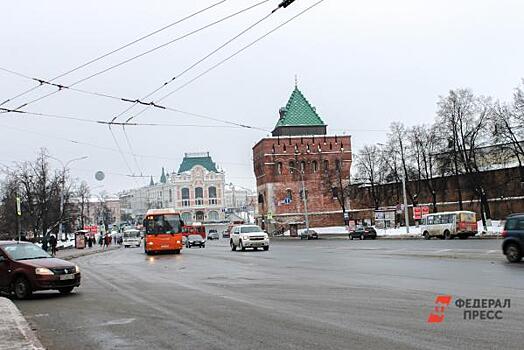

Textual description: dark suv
[349,226,377,240]
[502,214,524,263]
[0,241,81,299]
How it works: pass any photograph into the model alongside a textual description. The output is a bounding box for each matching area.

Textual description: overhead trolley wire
[125,0,326,123]
[5,0,270,113]
[0,0,227,108]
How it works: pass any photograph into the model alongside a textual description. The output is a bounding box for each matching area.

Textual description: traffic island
[0,297,45,350]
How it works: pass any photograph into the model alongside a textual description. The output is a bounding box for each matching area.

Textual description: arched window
[208,211,219,221]
[181,212,192,224]
[289,161,295,174]
[181,188,190,206]
[312,161,318,172]
[286,189,293,201]
[168,189,172,202]
[277,162,283,175]
[335,159,341,171]
[300,161,306,173]
[208,186,217,205]
[195,211,205,221]
[323,160,329,171]
[195,187,203,205]
[258,193,264,204]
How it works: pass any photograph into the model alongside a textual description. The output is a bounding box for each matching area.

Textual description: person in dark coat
[49,234,57,256]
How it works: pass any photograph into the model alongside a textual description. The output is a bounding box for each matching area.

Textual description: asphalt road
[15,238,524,350]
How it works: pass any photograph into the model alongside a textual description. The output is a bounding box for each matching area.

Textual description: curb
[0,297,45,350]
[271,235,502,241]
[59,246,121,261]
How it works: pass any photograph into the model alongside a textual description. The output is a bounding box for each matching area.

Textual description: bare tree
[437,89,493,228]
[354,145,385,209]
[76,181,91,229]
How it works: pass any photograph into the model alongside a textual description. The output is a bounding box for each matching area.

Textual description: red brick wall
[253,135,351,227]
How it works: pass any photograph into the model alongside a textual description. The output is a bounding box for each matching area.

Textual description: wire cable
[0,1,227,107]
[127,0,326,122]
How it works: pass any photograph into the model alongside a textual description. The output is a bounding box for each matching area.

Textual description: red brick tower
[253,85,352,230]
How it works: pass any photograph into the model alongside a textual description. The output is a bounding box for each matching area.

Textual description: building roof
[274,86,325,129]
[178,152,218,173]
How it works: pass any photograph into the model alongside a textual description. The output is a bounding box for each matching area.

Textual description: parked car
[223,225,234,239]
[230,225,269,251]
[300,229,318,240]
[348,226,377,240]
[502,213,524,263]
[0,241,81,299]
[186,234,205,248]
[207,230,219,240]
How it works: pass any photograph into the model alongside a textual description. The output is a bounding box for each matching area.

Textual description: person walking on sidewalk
[49,234,57,256]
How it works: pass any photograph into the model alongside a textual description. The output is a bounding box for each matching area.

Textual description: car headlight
[75,265,80,273]
[35,267,54,275]
[264,235,269,239]
[242,235,249,240]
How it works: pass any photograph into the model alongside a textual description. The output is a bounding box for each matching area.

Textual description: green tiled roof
[178,153,218,173]
[274,87,325,128]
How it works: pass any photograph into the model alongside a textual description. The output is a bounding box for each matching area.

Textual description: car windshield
[2,244,51,261]
[188,235,202,240]
[124,231,139,238]
[240,226,263,233]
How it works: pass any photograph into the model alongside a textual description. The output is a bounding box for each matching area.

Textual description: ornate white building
[121,152,226,224]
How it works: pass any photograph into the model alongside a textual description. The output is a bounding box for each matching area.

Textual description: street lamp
[49,156,88,239]
[288,165,310,234]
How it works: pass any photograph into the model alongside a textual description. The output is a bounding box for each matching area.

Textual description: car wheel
[58,286,74,295]
[239,240,246,251]
[505,243,522,263]
[349,234,353,240]
[230,240,236,251]
[423,232,430,240]
[13,277,32,300]
[444,230,451,240]
[263,246,269,251]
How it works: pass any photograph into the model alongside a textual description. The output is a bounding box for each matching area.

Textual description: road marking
[100,318,136,326]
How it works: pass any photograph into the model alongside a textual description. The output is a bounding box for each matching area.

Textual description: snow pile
[477,220,504,235]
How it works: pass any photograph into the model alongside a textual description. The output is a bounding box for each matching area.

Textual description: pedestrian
[49,234,57,256]
[87,236,93,248]
[41,235,48,252]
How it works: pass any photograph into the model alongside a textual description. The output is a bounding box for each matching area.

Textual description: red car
[0,241,81,299]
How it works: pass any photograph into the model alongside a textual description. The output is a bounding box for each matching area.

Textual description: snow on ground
[282,220,504,237]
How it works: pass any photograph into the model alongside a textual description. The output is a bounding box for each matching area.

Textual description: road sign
[95,171,105,181]
[413,206,430,220]
[267,212,273,220]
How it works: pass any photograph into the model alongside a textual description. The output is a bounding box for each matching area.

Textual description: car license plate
[60,274,74,280]
[161,245,169,248]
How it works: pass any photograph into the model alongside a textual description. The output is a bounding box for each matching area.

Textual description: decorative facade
[121,152,226,224]
[253,84,352,229]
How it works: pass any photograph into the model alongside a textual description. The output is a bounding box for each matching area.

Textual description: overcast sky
[1,0,523,195]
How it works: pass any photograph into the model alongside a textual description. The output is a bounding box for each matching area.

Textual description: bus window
[164,215,182,234]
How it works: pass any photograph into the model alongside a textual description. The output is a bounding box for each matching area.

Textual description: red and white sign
[413,206,430,220]
[84,225,98,234]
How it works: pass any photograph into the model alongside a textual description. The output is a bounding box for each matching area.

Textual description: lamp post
[289,166,309,234]
[50,156,88,239]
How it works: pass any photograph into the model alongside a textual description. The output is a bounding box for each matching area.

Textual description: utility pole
[402,175,410,234]
[289,166,309,233]
[50,156,88,240]
[16,194,22,242]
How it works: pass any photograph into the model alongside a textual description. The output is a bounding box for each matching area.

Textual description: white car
[230,225,269,251]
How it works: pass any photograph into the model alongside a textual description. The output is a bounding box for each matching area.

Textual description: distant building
[252,84,352,229]
[121,152,226,224]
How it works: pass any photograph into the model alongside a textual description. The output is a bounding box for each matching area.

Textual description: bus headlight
[148,241,154,246]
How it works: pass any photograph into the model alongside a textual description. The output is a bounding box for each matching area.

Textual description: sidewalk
[54,244,121,260]
[0,297,45,350]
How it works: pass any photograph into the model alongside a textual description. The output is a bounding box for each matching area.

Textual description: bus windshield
[144,214,182,234]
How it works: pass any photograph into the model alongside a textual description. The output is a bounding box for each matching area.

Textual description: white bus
[420,211,477,240]
[123,229,141,248]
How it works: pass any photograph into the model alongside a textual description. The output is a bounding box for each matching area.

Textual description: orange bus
[143,209,184,255]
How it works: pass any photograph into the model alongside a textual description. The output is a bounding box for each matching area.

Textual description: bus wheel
[423,232,430,240]
[444,230,451,240]
[174,249,180,254]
